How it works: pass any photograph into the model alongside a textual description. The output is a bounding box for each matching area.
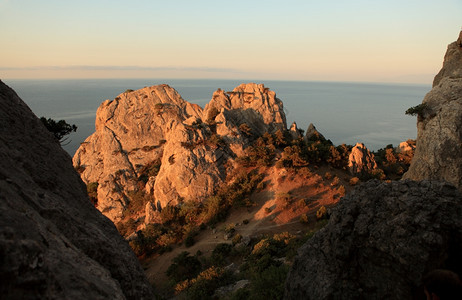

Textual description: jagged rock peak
[285,180,462,299]
[0,80,154,299]
[348,143,377,175]
[304,123,325,142]
[433,30,462,87]
[403,31,462,190]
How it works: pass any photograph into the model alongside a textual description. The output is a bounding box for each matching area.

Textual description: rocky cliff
[285,180,462,299]
[73,83,287,223]
[0,81,154,299]
[403,32,462,189]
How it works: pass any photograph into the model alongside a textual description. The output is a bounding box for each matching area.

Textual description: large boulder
[285,180,462,299]
[74,83,287,222]
[403,32,462,190]
[0,81,154,299]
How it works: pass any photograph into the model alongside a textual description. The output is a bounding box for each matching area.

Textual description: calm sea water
[4,78,430,155]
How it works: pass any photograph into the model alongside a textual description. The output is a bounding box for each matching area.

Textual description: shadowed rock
[285,180,462,299]
[0,81,154,299]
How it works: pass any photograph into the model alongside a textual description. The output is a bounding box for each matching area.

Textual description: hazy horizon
[1,0,461,84]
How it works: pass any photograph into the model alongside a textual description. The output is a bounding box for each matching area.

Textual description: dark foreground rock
[285,180,462,299]
[0,80,154,299]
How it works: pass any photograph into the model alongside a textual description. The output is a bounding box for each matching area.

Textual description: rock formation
[397,140,416,154]
[304,123,325,142]
[403,32,462,189]
[289,122,301,139]
[285,180,462,299]
[0,81,154,299]
[203,83,286,156]
[73,83,287,222]
[347,143,377,175]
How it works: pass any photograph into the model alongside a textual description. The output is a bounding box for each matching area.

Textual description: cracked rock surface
[403,32,462,190]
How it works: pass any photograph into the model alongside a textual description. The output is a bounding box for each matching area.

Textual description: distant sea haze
[6,79,430,156]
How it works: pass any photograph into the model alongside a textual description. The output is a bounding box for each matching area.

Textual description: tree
[40,117,77,145]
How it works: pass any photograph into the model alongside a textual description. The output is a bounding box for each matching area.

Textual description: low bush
[167,251,202,283]
[86,182,98,206]
[316,206,327,220]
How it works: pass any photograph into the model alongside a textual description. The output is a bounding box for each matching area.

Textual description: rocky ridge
[285,180,462,299]
[73,83,286,222]
[0,81,154,299]
[403,32,462,189]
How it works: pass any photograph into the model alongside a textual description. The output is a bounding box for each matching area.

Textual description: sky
[0,0,461,84]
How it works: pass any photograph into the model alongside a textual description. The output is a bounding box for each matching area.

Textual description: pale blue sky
[1,0,460,83]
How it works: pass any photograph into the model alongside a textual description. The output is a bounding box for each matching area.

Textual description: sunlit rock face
[0,80,154,299]
[73,83,287,222]
[403,32,462,190]
[347,143,377,175]
[203,83,287,156]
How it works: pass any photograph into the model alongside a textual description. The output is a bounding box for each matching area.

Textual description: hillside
[71,81,419,298]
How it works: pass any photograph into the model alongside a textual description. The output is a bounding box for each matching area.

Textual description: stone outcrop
[347,143,377,175]
[285,180,462,299]
[0,81,154,299]
[304,123,325,142]
[289,122,301,139]
[403,32,462,190]
[203,83,286,156]
[73,83,287,223]
[397,139,416,154]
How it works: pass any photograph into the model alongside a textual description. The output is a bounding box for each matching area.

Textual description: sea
[4,78,430,156]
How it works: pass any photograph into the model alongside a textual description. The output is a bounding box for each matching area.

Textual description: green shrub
[126,189,150,213]
[232,233,243,245]
[166,251,202,283]
[176,266,232,300]
[211,243,233,266]
[160,205,179,224]
[316,206,327,220]
[40,117,77,144]
[86,182,99,206]
[248,264,289,300]
[405,103,428,117]
[185,233,195,247]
